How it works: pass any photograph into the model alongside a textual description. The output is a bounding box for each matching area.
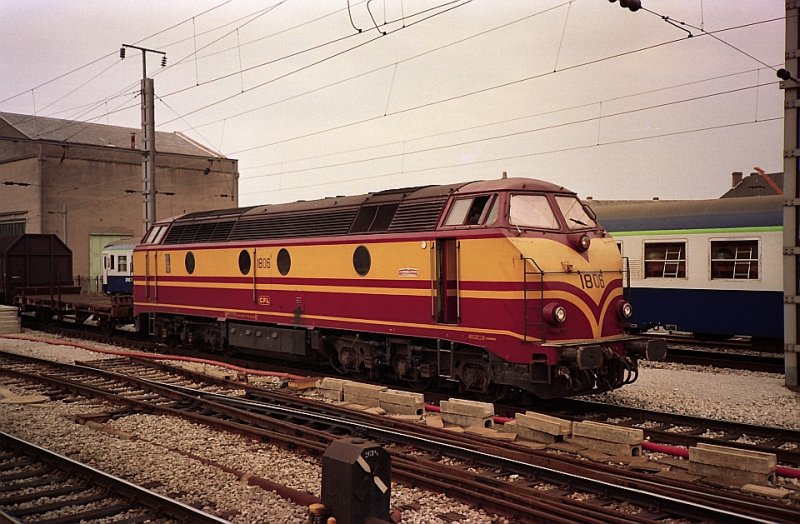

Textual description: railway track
[0,431,226,524]
[664,344,785,373]
[521,398,800,467]
[1,350,796,523]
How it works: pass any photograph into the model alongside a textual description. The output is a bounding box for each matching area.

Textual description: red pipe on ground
[422,404,800,479]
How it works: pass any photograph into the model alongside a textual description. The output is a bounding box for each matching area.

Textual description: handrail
[521,255,545,342]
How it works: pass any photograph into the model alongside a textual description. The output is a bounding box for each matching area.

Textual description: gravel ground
[586,360,800,430]
[0,332,506,523]
[1,331,799,522]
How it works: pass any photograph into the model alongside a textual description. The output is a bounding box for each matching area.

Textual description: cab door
[434,239,460,324]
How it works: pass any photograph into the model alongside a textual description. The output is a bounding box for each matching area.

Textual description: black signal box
[321,438,391,524]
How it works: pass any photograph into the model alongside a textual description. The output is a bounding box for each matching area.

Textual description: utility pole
[120,44,166,234]
[781,2,799,391]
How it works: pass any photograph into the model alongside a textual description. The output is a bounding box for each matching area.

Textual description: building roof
[721,171,783,198]
[0,112,224,158]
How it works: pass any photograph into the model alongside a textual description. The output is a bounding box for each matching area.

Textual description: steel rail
[0,431,228,524]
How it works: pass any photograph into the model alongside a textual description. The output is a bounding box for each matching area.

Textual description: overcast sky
[0,0,786,205]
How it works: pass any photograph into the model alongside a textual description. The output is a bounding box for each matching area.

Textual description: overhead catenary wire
[239,79,778,183]
[240,116,781,198]
[225,14,782,158]
[242,64,776,172]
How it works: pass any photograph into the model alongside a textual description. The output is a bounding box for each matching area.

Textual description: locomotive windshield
[509,195,559,229]
[556,196,597,230]
[509,194,598,231]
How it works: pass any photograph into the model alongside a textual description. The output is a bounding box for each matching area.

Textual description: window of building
[644,242,686,278]
[711,240,759,279]
[509,195,559,229]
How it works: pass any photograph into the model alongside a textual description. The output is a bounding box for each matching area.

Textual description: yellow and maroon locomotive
[133,177,664,399]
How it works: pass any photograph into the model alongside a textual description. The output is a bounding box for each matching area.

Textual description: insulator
[119,48,126,59]
[161,55,167,67]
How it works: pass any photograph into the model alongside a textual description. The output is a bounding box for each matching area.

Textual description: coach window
[277,248,291,276]
[118,256,128,273]
[353,245,371,276]
[711,240,759,279]
[185,252,196,275]
[644,242,686,278]
[509,195,559,230]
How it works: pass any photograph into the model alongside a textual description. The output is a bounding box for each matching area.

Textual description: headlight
[544,303,567,325]
[569,233,591,252]
[618,300,633,320]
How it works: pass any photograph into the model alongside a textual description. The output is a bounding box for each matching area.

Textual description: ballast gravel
[1,331,799,522]
[584,360,800,430]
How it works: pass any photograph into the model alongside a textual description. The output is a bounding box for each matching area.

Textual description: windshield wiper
[570,218,588,226]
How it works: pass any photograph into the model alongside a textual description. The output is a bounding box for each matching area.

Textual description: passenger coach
[132,177,664,399]
[595,195,782,350]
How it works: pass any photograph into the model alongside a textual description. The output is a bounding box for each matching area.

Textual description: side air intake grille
[163,220,236,244]
[227,208,358,240]
[388,198,446,232]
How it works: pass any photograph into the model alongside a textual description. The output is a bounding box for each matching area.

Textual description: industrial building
[0,112,238,289]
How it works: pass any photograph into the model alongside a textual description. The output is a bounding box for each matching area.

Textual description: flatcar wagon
[594,195,783,350]
[132,177,664,399]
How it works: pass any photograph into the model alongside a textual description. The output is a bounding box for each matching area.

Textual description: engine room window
[353,245,371,276]
[185,252,196,275]
[711,240,759,279]
[165,254,171,274]
[238,249,251,275]
[277,248,291,276]
[350,203,399,233]
[644,242,686,278]
[444,195,493,226]
[556,196,597,230]
[118,256,127,273]
[509,195,559,229]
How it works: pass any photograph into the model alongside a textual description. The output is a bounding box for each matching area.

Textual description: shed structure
[0,112,238,289]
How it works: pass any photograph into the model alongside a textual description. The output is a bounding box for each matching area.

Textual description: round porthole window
[353,245,371,276]
[277,248,291,276]
[238,249,251,275]
[185,252,196,274]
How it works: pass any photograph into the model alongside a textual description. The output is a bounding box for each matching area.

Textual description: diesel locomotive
[132,177,665,399]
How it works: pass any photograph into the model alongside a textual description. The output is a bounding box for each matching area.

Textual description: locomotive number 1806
[579,271,605,289]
